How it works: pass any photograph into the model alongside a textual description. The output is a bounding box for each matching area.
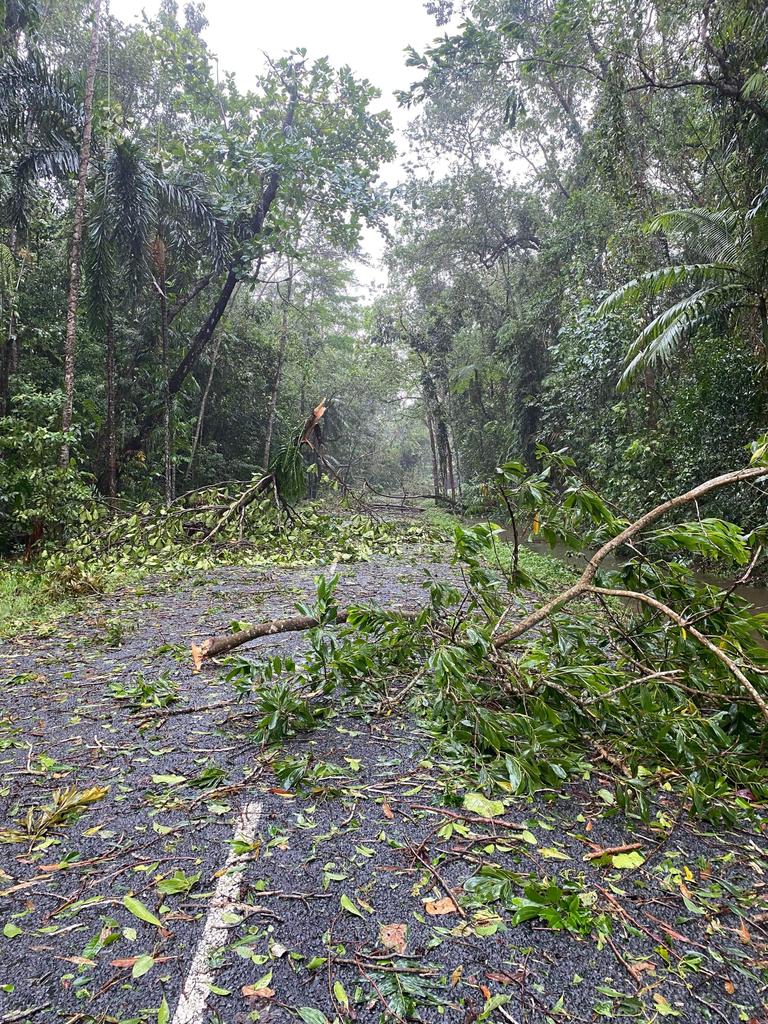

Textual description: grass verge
[423,505,576,590]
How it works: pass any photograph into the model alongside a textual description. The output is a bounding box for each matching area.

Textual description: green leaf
[157,870,200,895]
[539,847,570,860]
[123,895,163,928]
[158,996,169,1024]
[333,980,349,1007]
[463,792,505,817]
[611,851,645,869]
[297,1009,331,1024]
[339,893,363,918]
[252,969,273,989]
[653,992,681,1016]
[132,954,155,978]
[478,994,511,1021]
[3,923,21,939]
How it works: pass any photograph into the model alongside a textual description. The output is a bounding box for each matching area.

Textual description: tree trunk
[126,88,299,459]
[446,435,457,499]
[158,257,173,505]
[185,329,224,484]
[105,314,117,500]
[59,0,101,466]
[426,416,440,497]
[434,416,453,496]
[0,227,18,417]
[263,269,293,468]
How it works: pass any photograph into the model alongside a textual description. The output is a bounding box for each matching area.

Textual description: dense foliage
[2,0,768,549]
[384,0,768,514]
[0,0,425,552]
[2,8,768,1020]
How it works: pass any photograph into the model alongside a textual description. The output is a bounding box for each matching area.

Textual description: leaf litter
[0,537,766,1023]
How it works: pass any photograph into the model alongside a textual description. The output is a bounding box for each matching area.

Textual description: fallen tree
[193,454,768,813]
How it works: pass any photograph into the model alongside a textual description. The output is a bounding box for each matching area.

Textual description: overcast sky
[108,0,452,292]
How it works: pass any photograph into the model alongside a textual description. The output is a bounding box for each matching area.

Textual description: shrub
[0,390,97,555]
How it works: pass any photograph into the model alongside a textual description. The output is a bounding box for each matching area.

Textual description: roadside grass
[0,565,80,639]
[423,505,576,590]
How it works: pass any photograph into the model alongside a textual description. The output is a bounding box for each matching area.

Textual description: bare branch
[495,465,768,645]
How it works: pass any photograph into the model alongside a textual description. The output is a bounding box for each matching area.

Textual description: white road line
[171,800,263,1024]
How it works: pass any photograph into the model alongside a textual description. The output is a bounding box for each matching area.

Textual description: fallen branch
[590,586,768,723]
[585,842,643,861]
[495,465,768,646]
[196,473,273,546]
[192,607,420,668]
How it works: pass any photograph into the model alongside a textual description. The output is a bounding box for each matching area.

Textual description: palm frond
[645,206,747,265]
[271,437,307,503]
[597,263,734,315]
[13,145,79,181]
[0,54,80,144]
[630,283,742,348]
[618,283,743,389]
[84,175,117,332]
[157,176,230,269]
[645,206,738,241]
[108,142,158,295]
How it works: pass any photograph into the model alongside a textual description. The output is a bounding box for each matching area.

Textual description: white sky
[108,0,452,293]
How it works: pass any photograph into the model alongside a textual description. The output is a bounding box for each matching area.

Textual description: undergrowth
[0,567,80,639]
[423,505,576,591]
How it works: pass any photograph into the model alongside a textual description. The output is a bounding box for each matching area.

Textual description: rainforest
[1,2,768,1022]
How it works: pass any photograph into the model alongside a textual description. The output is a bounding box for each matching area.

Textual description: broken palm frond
[210,455,768,819]
[268,400,327,504]
[0,785,109,844]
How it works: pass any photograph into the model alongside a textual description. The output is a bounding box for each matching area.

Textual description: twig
[585,842,643,860]
[406,842,466,919]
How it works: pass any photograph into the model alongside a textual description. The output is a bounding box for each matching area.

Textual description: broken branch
[192,607,420,668]
[495,465,768,646]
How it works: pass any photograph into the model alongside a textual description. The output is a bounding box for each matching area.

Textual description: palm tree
[60,0,102,466]
[84,140,227,499]
[598,188,768,389]
[0,53,80,407]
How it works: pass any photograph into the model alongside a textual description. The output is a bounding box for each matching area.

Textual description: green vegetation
[423,505,576,590]
[1,0,765,549]
[230,459,768,821]
[1,2,768,1020]
[0,565,80,639]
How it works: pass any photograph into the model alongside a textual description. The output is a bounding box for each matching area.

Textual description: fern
[600,194,768,387]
